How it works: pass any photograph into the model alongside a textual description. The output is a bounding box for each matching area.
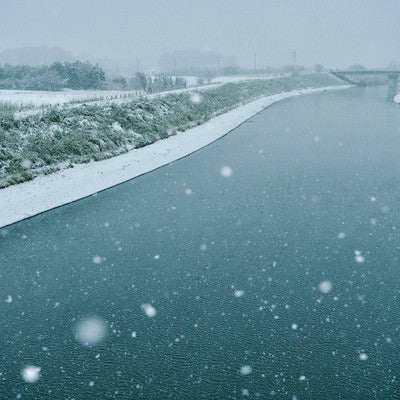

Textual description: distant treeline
[0,61,106,90]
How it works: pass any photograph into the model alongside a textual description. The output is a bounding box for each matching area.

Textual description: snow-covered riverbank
[0,85,349,228]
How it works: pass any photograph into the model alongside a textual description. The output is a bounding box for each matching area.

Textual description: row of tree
[0,61,106,90]
[0,62,189,92]
[109,72,188,92]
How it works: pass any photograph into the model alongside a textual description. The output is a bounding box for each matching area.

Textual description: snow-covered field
[211,74,285,83]
[2,85,223,114]
[0,89,145,106]
[0,85,350,228]
[0,76,285,108]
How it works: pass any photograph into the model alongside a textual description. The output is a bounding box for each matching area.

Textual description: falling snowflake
[359,353,368,361]
[190,92,202,104]
[234,290,245,298]
[21,366,41,383]
[21,159,32,169]
[141,303,157,318]
[92,256,102,265]
[5,295,12,303]
[354,250,365,263]
[74,317,108,346]
[199,243,207,251]
[240,365,252,375]
[131,331,137,338]
[291,323,298,330]
[220,166,233,177]
[337,232,346,239]
[318,280,333,294]
[184,188,193,195]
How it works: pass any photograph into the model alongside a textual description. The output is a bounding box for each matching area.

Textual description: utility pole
[292,50,296,74]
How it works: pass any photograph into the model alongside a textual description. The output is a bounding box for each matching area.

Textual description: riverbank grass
[0,73,341,188]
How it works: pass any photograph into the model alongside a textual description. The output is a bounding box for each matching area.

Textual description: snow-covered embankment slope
[0,85,349,228]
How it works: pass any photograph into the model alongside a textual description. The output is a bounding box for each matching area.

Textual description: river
[1,86,400,399]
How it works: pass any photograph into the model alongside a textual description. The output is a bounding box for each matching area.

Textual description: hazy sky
[1,0,399,68]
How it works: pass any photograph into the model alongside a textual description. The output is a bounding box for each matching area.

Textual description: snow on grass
[0,77,349,228]
[1,75,342,191]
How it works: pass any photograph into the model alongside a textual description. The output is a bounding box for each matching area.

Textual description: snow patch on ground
[0,85,349,228]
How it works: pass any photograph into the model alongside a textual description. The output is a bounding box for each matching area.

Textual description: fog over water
[1,0,399,69]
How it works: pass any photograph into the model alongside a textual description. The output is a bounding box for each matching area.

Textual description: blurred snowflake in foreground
[21,159,32,169]
[75,317,108,346]
[190,92,202,104]
[234,289,245,298]
[141,303,157,318]
[220,166,233,177]
[240,365,252,375]
[92,255,102,265]
[354,250,365,263]
[318,280,333,294]
[21,366,41,383]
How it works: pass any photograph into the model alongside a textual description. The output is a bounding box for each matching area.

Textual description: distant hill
[0,46,75,66]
